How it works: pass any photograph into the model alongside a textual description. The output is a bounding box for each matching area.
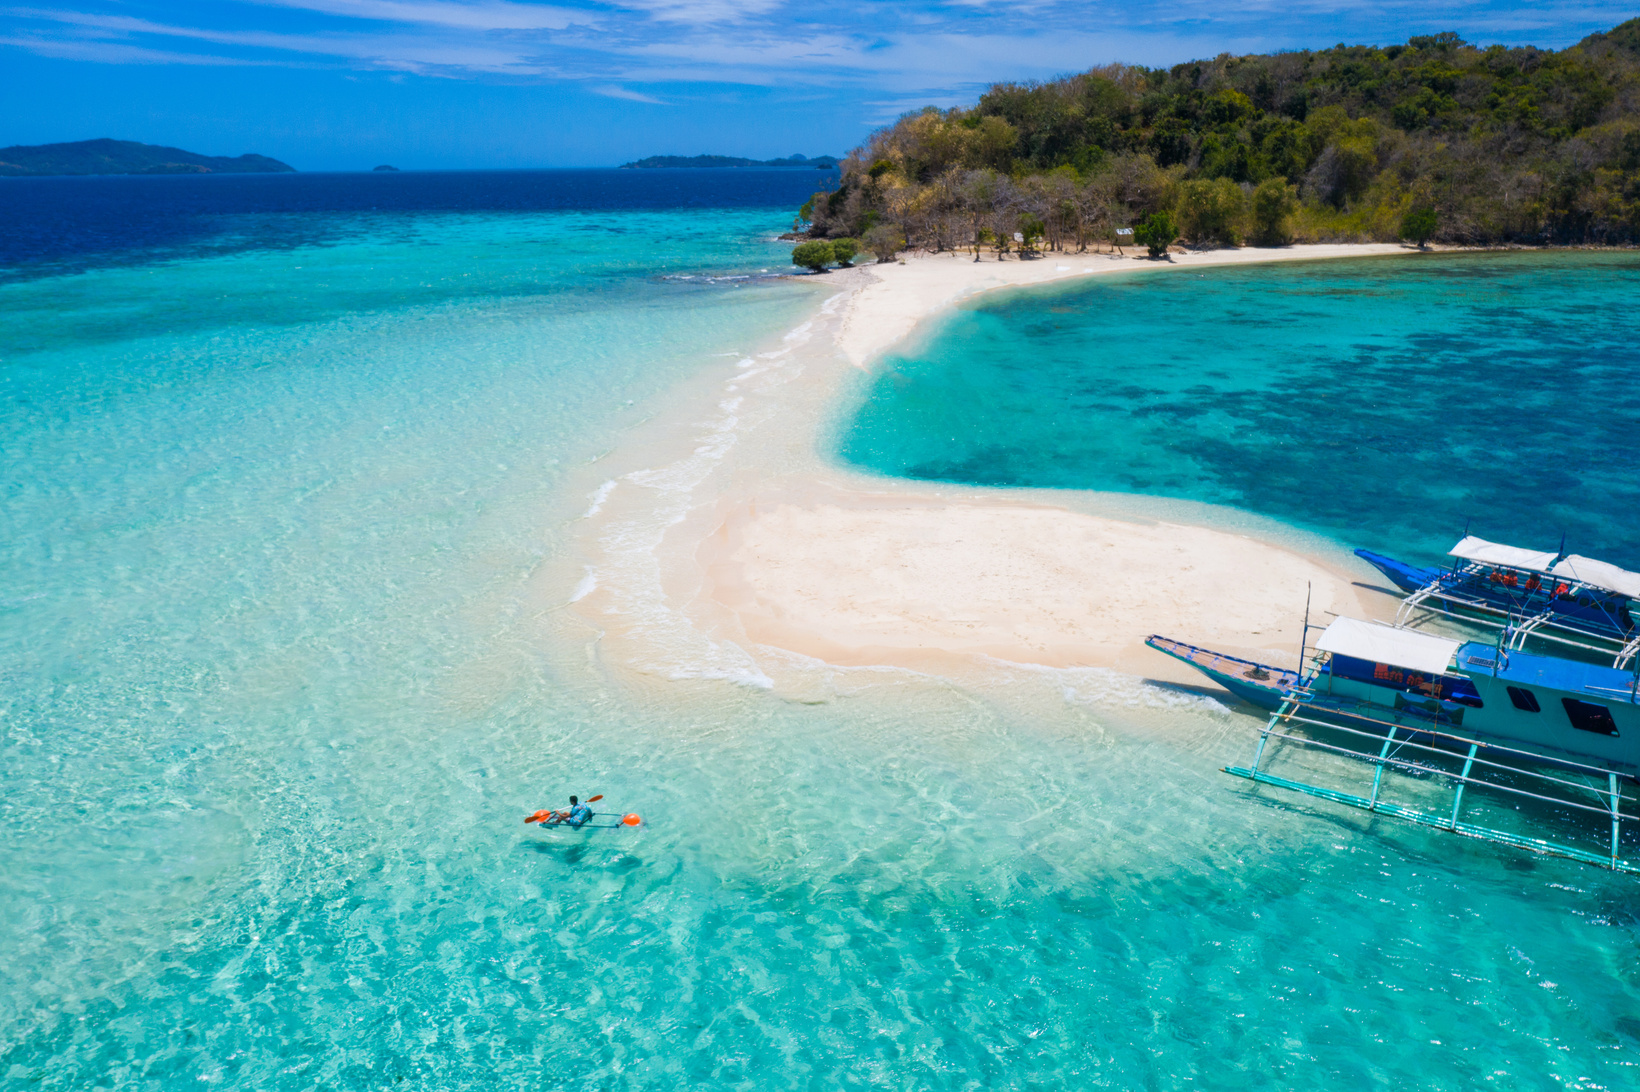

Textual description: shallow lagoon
[5,179,1640,1089]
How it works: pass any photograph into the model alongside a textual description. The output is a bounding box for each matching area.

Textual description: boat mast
[1298,581,1312,677]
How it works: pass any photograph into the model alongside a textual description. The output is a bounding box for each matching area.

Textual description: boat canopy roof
[1448,535,1560,572]
[1316,617,1461,675]
[1448,536,1640,600]
[1552,555,1640,600]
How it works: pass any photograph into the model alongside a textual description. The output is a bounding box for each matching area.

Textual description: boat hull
[1354,548,1440,593]
[1153,632,1640,774]
[1145,636,1296,711]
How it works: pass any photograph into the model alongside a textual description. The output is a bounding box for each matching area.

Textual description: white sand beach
[837,243,1410,368]
[703,487,1374,678]
[566,243,1409,689]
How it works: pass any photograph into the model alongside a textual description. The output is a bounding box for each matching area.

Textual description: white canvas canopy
[1448,535,1560,573]
[1550,555,1640,600]
[1447,535,1640,600]
[1315,617,1460,675]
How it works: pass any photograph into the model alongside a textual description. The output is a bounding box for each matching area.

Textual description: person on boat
[562,795,593,829]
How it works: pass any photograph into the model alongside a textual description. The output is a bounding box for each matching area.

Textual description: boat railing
[1228,694,1638,873]
[1616,634,1640,672]
[1394,579,1631,663]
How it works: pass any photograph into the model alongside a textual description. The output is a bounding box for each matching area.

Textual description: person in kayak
[562,795,593,829]
[524,793,602,828]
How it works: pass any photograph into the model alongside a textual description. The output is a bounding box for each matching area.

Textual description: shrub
[1177,178,1247,246]
[1250,177,1299,245]
[1401,205,1438,246]
[1132,211,1178,257]
[1020,215,1046,253]
[830,237,861,266]
[863,224,907,261]
[791,240,835,272]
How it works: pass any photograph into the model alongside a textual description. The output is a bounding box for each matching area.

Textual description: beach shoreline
[835,242,1413,367]
[562,242,1410,692]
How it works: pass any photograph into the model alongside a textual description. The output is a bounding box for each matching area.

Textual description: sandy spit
[703,486,1376,680]
[568,243,1413,690]
[702,245,1408,680]
[837,242,1411,367]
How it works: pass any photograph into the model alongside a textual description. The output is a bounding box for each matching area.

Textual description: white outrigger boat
[1150,616,1640,873]
[1356,534,1640,665]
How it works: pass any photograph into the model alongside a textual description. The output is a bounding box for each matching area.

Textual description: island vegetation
[622,153,839,169]
[0,138,294,177]
[797,20,1640,253]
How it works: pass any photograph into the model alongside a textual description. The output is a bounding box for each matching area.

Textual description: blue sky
[2,1,1635,169]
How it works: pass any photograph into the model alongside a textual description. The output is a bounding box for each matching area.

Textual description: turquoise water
[840,252,1640,567]
[7,206,1640,1090]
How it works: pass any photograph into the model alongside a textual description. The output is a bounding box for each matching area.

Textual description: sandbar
[569,243,1410,691]
[703,487,1375,681]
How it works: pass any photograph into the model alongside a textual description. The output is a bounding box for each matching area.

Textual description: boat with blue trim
[1155,617,1640,768]
[1149,616,1640,872]
[1144,636,1298,711]
[1355,535,1640,665]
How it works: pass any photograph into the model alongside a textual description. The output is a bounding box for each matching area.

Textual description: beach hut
[1114,227,1135,252]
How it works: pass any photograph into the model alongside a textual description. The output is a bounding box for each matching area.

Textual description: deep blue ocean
[5,173,1640,1090]
[0,167,838,280]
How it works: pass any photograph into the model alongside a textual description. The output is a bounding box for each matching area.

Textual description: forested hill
[803,21,1640,250]
[0,139,294,177]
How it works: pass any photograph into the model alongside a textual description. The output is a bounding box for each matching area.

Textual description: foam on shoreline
[560,244,1411,692]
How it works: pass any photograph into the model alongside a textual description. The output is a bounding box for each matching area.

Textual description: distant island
[0,138,295,177]
[621,154,839,169]
[373,164,400,172]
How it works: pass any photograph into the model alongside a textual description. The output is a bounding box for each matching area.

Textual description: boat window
[1444,675,1484,708]
[1506,686,1541,713]
[1562,698,1619,736]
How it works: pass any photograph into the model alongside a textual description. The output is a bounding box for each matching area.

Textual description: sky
[2,1,1636,169]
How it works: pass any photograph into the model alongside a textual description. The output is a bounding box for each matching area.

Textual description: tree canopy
[800,21,1640,251]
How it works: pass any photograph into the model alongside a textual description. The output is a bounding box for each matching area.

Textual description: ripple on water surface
[4,217,1640,1089]
[841,251,1640,567]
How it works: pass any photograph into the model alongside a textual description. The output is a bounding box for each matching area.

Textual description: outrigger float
[1356,534,1640,667]
[1150,615,1640,873]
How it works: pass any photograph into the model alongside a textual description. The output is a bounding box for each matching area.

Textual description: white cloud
[248,0,594,31]
[17,9,551,72]
[592,83,666,102]
[4,0,1631,96]
[601,0,789,26]
[0,32,272,64]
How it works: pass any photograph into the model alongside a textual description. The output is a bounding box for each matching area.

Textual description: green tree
[803,23,1640,249]
[830,237,861,266]
[1177,178,1248,246]
[967,115,1019,171]
[863,223,907,262]
[1132,211,1178,257]
[1250,177,1299,245]
[1019,214,1046,254]
[791,240,836,272]
[1401,205,1439,246]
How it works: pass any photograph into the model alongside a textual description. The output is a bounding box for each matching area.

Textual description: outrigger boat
[1149,617,1640,872]
[1356,535,1640,666]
